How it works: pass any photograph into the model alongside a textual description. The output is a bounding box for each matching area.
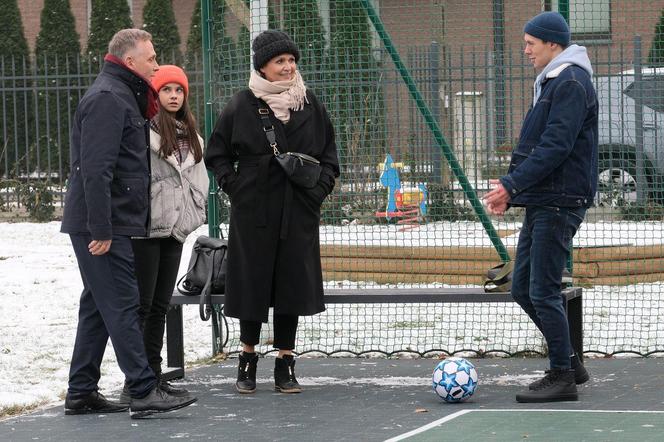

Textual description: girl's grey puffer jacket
[147,129,209,242]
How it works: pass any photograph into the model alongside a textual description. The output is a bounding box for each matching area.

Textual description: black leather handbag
[177,235,228,321]
[258,106,321,189]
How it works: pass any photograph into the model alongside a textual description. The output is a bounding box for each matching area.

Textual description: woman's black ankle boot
[274,355,302,393]
[236,352,258,394]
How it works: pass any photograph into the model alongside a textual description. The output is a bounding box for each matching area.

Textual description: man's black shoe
[517,369,578,403]
[119,382,130,406]
[64,391,128,415]
[129,386,197,419]
[528,354,589,390]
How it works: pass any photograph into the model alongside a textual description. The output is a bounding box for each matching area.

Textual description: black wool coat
[205,89,340,322]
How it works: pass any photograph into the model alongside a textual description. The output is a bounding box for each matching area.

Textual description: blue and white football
[432,357,478,403]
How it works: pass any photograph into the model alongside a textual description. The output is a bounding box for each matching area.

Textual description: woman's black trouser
[131,236,183,375]
[240,315,299,350]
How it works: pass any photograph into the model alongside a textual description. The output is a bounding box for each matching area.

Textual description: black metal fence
[0,52,207,210]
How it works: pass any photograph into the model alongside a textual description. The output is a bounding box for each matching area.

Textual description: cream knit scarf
[249,70,308,123]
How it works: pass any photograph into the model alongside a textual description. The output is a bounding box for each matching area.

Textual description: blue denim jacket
[500,64,598,208]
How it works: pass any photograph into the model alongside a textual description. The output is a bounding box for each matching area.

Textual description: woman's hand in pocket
[303,182,328,209]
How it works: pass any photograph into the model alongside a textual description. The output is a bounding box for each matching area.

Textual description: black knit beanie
[252,30,301,71]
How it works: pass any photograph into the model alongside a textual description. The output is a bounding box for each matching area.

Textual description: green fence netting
[2,0,664,357]
[197,0,664,358]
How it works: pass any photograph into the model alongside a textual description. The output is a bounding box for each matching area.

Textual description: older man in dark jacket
[484,12,598,403]
[60,29,196,418]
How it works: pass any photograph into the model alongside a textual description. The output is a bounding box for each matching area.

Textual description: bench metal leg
[164,304,185,380]
[211,304,225,355]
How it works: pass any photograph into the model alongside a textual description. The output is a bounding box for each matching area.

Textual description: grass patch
[0,400,49,419]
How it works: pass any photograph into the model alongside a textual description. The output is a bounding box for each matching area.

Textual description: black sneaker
[274,355,302,394]
[571,353,590,385]
[236,352,258,394]
[129,386,197,419]
[517,369,578,403]
[528,355,589,390]
[65,391,128,415]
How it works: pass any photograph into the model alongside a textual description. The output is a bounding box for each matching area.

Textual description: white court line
[383,410,473,442]
[384,409,664,441]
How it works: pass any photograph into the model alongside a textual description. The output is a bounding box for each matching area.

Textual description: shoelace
[532,371,559,390]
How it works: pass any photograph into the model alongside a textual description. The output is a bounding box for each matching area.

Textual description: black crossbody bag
[257,106,321,189]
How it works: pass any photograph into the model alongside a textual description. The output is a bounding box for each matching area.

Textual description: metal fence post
[633,35,647,204]
[429,41,442,182]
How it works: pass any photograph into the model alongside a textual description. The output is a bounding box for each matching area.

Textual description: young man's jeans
[511,205,586,369]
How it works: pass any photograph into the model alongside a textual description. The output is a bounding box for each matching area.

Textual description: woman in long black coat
[205,30,339,394]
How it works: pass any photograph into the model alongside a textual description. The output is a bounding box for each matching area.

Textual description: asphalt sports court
[2,357,663,441]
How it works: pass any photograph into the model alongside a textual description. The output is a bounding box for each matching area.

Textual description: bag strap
[484,260,514,293]
[198,248,216,321]
[258,106,281,155]
[176,247,203,295]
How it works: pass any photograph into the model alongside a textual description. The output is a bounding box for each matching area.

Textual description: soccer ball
[432,357,478,403]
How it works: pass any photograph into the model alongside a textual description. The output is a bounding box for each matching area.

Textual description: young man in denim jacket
[483,11,598,403]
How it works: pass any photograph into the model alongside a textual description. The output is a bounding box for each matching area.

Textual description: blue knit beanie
[524,11,570,46]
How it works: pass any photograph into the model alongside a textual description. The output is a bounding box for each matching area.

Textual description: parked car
[595,68,664,205]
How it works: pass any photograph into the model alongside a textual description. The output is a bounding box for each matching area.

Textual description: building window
[546,0,611,42]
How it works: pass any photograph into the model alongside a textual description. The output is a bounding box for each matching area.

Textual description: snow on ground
[1,220,663,414]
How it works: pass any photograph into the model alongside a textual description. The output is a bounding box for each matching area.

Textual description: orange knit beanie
[151,65,189,97]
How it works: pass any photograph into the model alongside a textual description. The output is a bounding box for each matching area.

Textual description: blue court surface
[2,357,663,441]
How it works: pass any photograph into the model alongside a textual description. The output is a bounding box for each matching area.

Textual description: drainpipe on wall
[492,0,506,147]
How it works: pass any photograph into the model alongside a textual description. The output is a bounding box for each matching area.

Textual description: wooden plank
[321,244,664,264]
[322,257,493,275]
[574,244,664,262]
[320,244,513,261]
[322,257,599,278]
[594,258,664,276]
[323,271,483,285]
[577,272,664,286]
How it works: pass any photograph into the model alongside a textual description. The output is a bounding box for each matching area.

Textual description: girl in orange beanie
[125,65,209,401]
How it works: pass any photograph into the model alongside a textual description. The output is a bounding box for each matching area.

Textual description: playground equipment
[375,154,427,231]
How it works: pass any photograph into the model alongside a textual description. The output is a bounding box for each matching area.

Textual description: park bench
[163,287,583,380]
